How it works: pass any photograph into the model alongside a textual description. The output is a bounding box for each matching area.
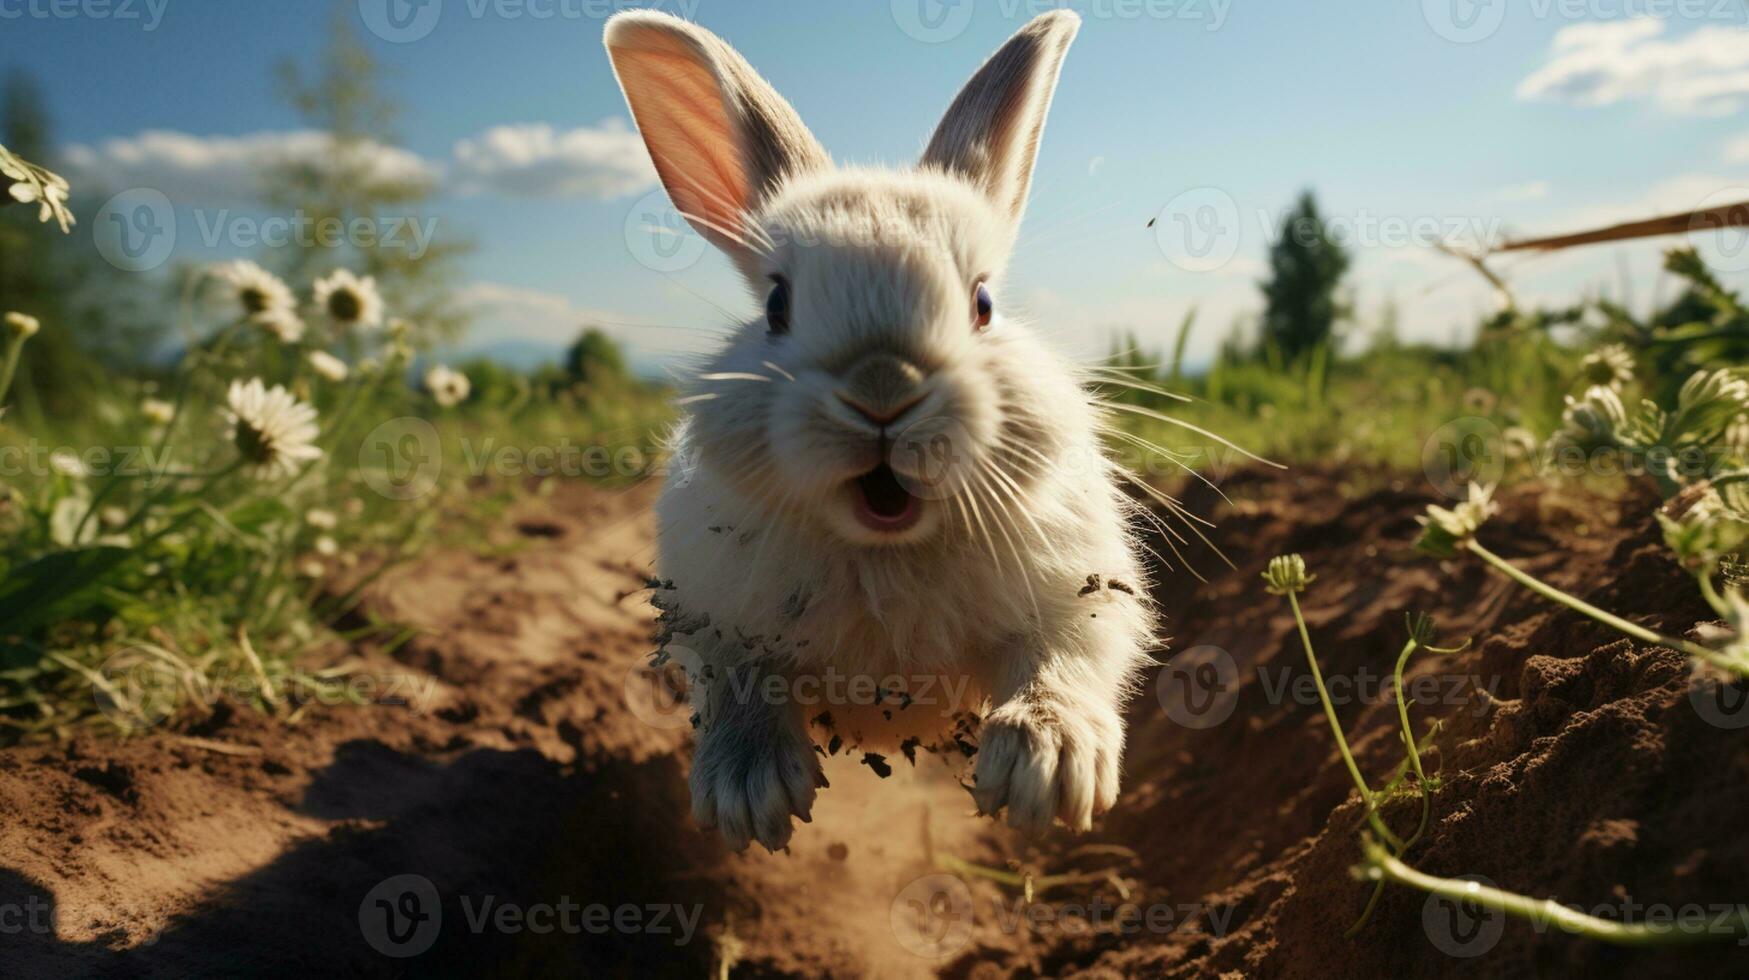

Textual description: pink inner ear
[610,32,754,254]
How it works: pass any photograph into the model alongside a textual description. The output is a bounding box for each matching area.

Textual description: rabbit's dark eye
[974,281,993,331]
[766,277,790,335]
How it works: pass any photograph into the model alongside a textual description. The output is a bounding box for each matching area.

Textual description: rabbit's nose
[837,354,928,427]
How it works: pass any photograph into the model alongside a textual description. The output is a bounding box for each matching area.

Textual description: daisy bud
[5,312,40,339]
[1263,554,1314,596]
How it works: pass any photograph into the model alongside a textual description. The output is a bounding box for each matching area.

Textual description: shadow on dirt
[0,740,725,979]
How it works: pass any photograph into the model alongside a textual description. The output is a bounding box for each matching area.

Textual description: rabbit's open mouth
[852,464,921,532]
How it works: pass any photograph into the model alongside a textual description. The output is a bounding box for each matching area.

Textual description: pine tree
[1260,190,1350,364]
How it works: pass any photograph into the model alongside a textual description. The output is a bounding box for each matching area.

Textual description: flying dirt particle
[862,753,892,778]
[882,710,893,720]
[900,737,922,765]
[828,735,843,756]
[1108,579,1137,595]
[811,711,835,731]
[1078,574,1102,597]
[827,842,850,861]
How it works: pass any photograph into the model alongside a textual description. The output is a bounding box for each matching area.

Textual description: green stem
[1285,591,1405,852]
[1465,540,1747,677]
[0,332,25,411]
[1360,838,1748,947]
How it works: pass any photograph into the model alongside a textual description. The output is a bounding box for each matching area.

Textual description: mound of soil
[0,469,1744,978]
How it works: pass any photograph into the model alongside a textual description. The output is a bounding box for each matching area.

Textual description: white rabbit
[606,9,1157,852]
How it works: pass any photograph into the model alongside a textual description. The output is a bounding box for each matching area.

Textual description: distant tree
[269,12,471,344]
[565,327,628,385]
[1260,190,1351,364]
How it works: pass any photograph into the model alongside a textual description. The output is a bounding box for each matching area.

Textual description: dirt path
[0,483,1038,978]
[2,471,1747,978]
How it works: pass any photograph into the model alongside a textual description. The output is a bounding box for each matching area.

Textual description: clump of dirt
[0,470,1744,978]
[1038,470,1749,979]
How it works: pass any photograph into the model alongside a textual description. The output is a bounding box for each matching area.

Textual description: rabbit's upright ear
[921,11,1081,229]
[605,12,828,281]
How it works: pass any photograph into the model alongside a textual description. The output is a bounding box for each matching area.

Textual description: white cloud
[62,118,658,206]
[1493,180,1551,203]
[1518,18,1749,116]
[449,119,657,199]
[62,129,441,204]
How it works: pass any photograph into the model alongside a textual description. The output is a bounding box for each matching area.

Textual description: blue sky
[11,0,1749,369]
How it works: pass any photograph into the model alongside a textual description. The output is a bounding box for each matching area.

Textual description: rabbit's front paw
[690,724,826,852]
[971,697,1123,834]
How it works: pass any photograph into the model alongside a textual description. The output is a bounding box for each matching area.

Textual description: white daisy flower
[1579,344,1635,390]
[5,312,40,338]
[255,307,306,344]
[424,365,471,408]
[314,535,339,557]
[1417,483,1499,557]
[305,508,338,530]
[211,260,295,323]
[296,558,327,579]
[312,269,384,331]
[307,350,349,383]
[140,397,175,426]
[222,378,323,479]
[99,505,129,529]
[48,449,89,479]
[2,150,74,233]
